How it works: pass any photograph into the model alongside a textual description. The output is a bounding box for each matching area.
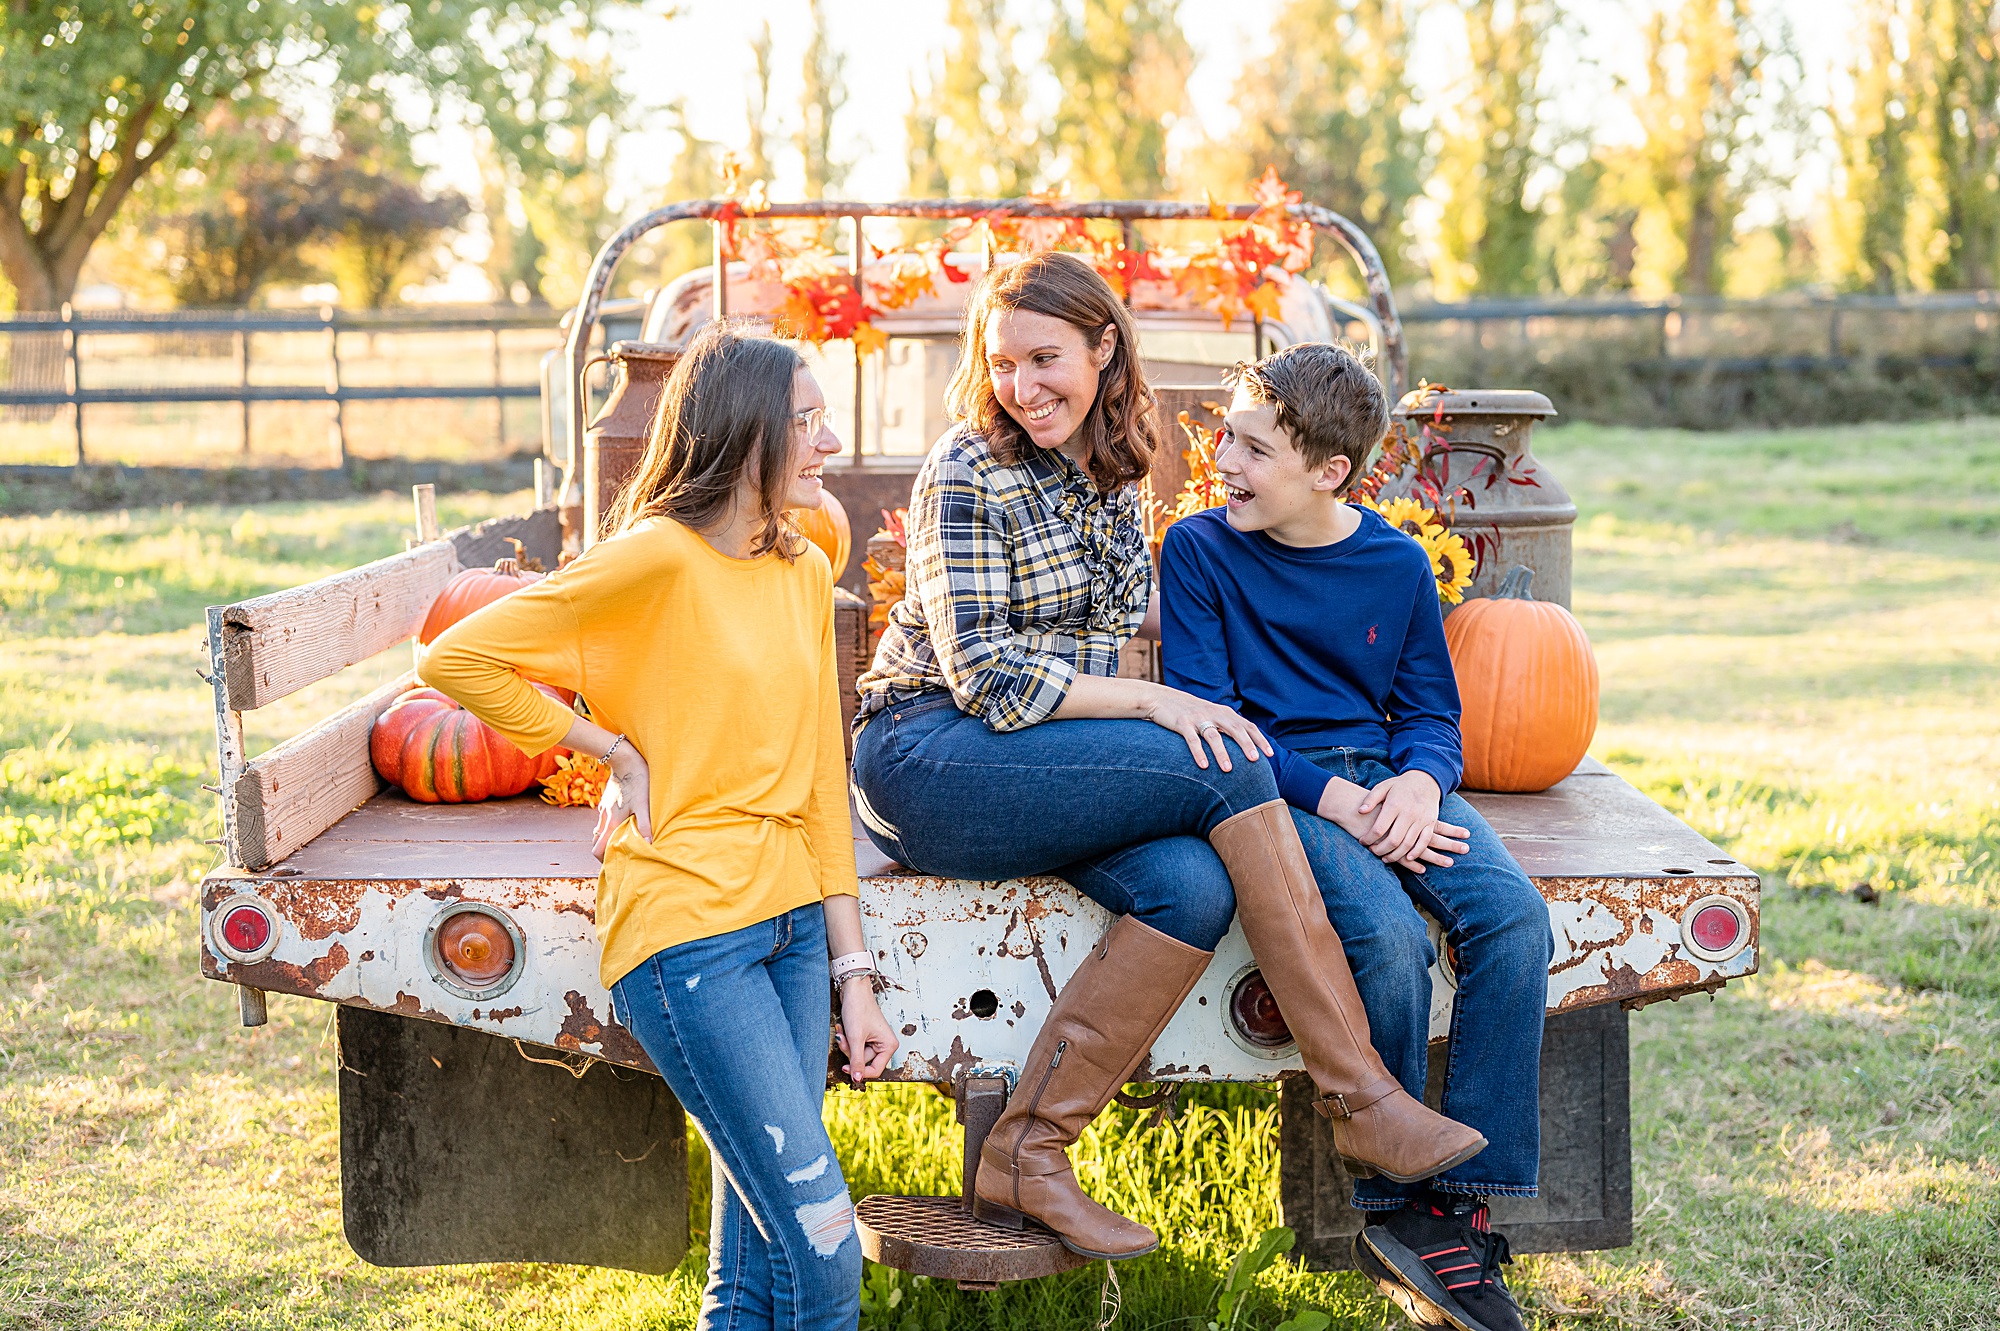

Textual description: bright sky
[415,0,1858,295]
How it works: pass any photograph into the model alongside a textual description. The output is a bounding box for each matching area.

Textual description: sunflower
[539,753,610,808]
[1370,495,1444,542]
[1425,530,1477,605]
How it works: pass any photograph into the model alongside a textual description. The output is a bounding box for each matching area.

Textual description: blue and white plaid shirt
[857,425,1151,731]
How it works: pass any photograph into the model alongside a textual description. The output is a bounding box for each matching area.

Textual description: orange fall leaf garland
[713,160,1317,355]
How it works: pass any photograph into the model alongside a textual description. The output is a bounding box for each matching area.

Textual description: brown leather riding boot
[971,913,1210,1259]
[1211,800,1489,1184]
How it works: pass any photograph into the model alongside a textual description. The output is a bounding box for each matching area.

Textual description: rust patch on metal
[279,884,363,941]
[903,1034,980,1085]
[386,990,453,1022]
[902,931,928,958]
[482,1006,525,1022]
[237,941,351,995]
[556,990,654,1069]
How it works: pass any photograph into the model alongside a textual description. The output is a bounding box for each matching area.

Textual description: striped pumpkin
[370,685,567,803]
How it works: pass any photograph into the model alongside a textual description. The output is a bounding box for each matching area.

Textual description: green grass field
[3,417,1997,1329]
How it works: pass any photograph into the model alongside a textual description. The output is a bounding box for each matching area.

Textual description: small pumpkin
[370,684,568,803]
[418,556,543,645]
[790,490,851,580]
[1444,565,1599,792]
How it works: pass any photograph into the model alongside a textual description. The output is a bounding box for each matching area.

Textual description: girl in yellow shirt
[423,324,896,1331]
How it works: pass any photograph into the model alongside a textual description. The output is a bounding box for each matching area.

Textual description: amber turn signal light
[438,911,516,988]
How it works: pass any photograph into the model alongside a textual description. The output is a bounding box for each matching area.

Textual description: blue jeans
[1293,747,1554,1207]
[850,691,1277,951]
[610,905,860,1331]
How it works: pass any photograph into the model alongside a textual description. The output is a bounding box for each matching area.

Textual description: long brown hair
[607,322,804,558]
[945,251,1160,493]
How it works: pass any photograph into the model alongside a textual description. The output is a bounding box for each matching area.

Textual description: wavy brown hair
[944,251,1160,493]
[606,322,805,558]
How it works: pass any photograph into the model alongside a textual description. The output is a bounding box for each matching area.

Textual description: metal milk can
[1382,389,1575,608]
[583,342,681,546]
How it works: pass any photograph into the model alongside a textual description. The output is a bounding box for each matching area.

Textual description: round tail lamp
[1224,966,1295,1058]
[1678,895,1752,963]
[425,903,524,1000]
[209,895,280,964]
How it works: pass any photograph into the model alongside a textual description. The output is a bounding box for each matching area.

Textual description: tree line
[4,0,1996,315]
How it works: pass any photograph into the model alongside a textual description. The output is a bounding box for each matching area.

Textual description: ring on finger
[1199,721,1220,734]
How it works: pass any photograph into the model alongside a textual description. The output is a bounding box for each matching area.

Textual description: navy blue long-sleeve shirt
[1159,506,1464,813]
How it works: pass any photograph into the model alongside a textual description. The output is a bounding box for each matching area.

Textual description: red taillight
[1228,969,1293,1049]
[221,904,272,954]
[438,911,515,987]
[1679,895,1751,962]
[1689,904,1740,953]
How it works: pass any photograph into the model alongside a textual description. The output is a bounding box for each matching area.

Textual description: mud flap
[1280,1002,1632,1267]
[337,1005,689,1274]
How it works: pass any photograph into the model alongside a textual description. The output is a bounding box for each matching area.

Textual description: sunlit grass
[4,419,1999,1328]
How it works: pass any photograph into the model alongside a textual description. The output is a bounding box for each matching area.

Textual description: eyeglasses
[792,406,832,434]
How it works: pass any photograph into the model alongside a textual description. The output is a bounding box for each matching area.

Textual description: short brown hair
[945,251,1160,493]
[1226,342,1388,489]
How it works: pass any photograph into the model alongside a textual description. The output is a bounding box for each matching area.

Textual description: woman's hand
[591,746,653,862]
[1142,685,1274,773]
[834,978,899,1086]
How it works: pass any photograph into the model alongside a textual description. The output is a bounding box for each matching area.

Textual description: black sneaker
[1359,1198,1526,1331]
[1352,1227,1449,1327]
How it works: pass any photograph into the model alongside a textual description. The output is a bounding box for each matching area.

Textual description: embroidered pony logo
[1366,624,1379,645]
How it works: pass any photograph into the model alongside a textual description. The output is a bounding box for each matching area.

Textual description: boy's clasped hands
[1319,769,1469,874]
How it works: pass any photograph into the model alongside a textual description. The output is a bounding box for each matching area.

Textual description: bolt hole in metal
[968,989,999,1020]
[1663,867,1695,875]
[425,902,525,1001]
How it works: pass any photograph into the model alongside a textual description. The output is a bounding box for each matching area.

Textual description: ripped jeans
[611,904,860,1331]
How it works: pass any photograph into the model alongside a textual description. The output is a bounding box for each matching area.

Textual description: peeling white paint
[786,1154,829,1184]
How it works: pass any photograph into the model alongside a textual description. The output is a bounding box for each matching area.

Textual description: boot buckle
[1313,1092,1352,1120]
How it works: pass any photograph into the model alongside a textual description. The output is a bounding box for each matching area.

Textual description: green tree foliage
[317,105,470,309]
[1834,0,1920,291]
[1832,0,2000,293]
[1619,0,1796,296]
[1221,0,1426,286]
[797,0,849,199]
[470,17,631,306]
[151,107,322,308]
[1048,0,1193,198]
[0,0,625,314]
[1432,0,1551,297]
[1921,0,2000,289]
[745,21,778,187]
[908,0,1041,197]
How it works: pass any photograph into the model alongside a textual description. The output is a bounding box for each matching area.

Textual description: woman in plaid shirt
[851,253,1482,1262]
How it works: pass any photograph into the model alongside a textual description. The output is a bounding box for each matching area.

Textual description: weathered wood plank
[230,672,413,869]
[450,508,562,572]
[219,543,459,710]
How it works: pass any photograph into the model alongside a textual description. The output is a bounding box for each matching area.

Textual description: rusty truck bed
[199,757,1757,1080]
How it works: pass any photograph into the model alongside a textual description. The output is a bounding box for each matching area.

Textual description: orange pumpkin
[370,685,568,803]
[1444,565,1599,792]
[419,560,543,645]
[791,490,851,580]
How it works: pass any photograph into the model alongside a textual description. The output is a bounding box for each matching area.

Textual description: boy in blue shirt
[1161,343,1554,1331]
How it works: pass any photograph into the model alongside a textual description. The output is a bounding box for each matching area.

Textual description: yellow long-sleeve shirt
[420,517,857,987]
